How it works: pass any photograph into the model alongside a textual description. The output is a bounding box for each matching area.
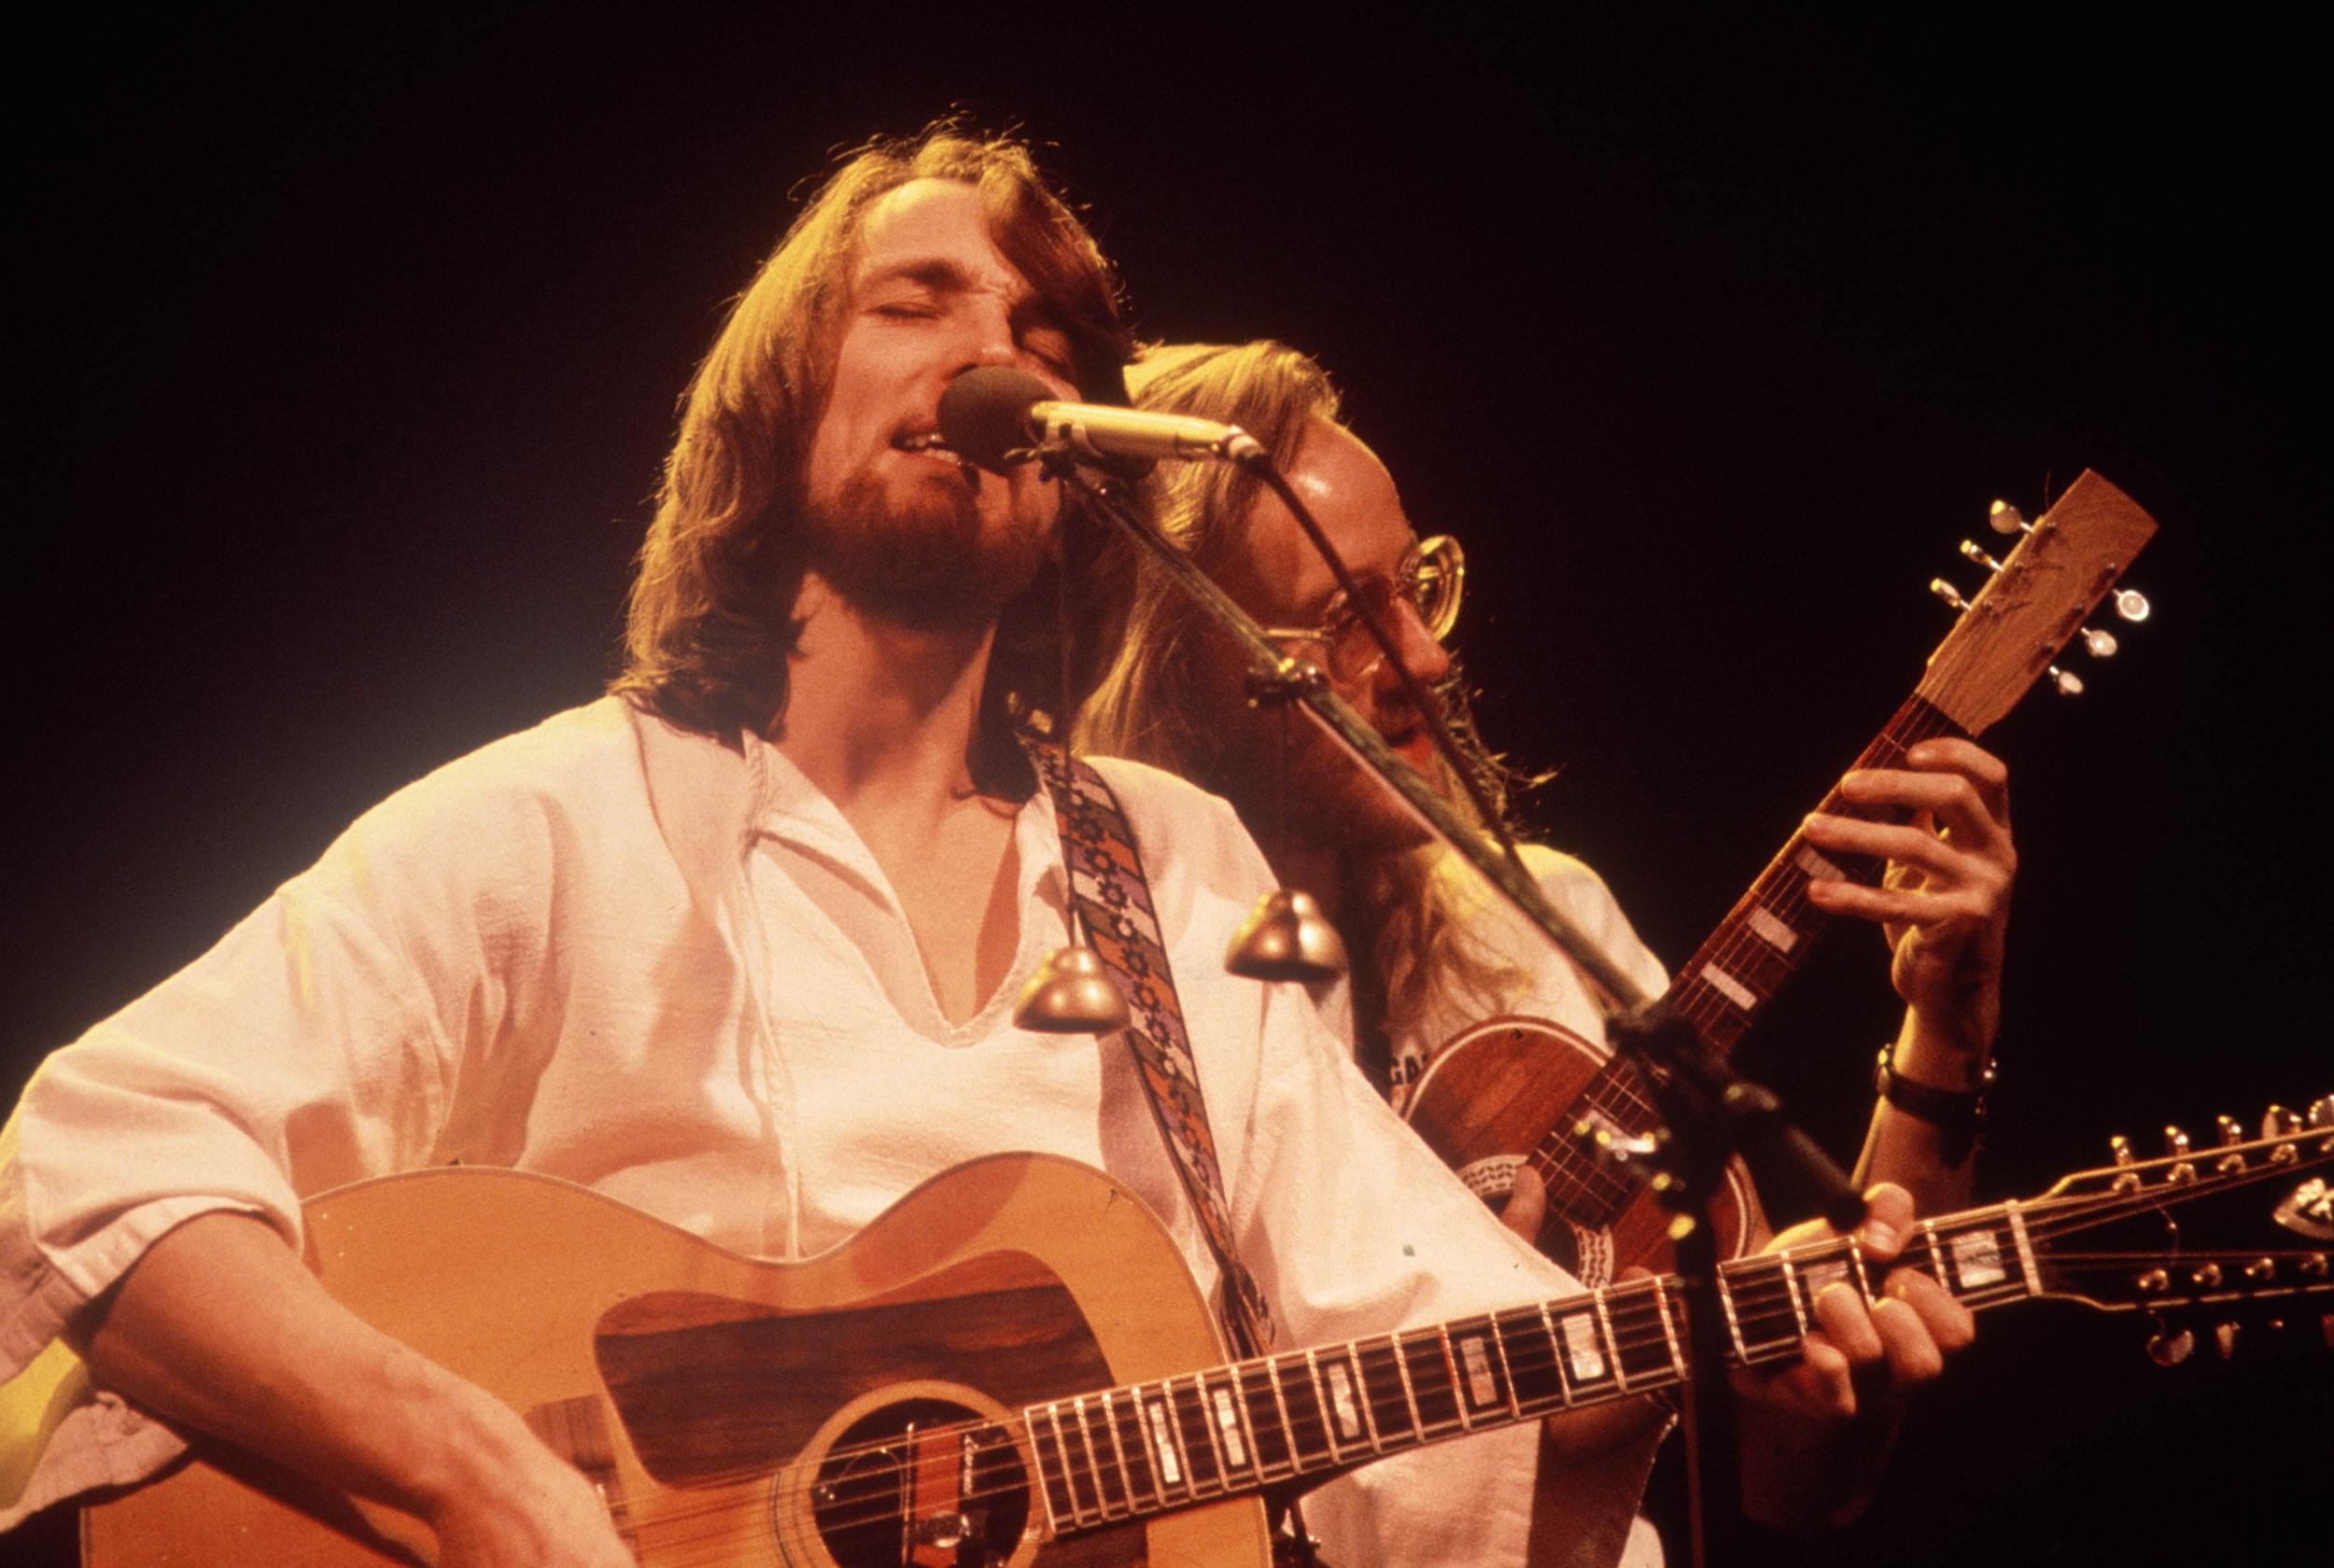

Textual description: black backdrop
[7,8,2325,1562]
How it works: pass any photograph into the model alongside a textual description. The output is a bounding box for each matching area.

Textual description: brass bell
[1013,942,1132,1034]
[1224,889,1347,984]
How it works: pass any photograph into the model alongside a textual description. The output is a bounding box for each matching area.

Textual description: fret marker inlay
[1746,906,1799,951]
[1210,1388,1247,1466]
[1698,964,1758,1011]
[1559,1312,1608,1380]
[1950,1229,2006,1290]
[1326,1362,1363,1440]
[1459,1336,1497,1407]
[1145,1399,1182,1485]
[1796,846,1845,880]
[1802,1260,1850,1299]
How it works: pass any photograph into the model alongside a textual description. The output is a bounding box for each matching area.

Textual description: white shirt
[1,698,1579,1562]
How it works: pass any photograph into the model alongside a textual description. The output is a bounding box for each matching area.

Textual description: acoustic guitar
[73,1096,2330,1566]
[1405,469,2158,1275]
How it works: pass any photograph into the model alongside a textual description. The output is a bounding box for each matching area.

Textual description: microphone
[937,366,1265,475]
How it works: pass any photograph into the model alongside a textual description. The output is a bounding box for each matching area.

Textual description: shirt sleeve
[0,744,561,1382]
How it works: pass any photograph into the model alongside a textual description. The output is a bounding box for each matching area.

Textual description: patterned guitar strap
[1028,744,1276,1361]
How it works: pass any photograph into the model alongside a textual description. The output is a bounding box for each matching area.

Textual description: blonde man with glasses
[1079,340,2016,1557]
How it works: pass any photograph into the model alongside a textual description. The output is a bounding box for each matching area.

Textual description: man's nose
[959,301,1021,371]
[1376,599,1452,689]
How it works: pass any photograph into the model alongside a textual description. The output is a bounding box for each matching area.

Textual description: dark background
[7,7,2325,1562]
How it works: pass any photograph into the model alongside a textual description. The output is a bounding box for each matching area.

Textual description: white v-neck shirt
[3,698,1610,1562]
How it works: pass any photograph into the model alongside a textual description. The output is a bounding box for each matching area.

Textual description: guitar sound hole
[804,1396,1032,1567]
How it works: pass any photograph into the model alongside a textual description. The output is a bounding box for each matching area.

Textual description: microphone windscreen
[937,367,1053,473]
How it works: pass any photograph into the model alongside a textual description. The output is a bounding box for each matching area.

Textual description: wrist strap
[1874,1045,1993,1164]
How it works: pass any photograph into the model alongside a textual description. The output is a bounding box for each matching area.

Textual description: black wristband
[1875,1046,1992,1163]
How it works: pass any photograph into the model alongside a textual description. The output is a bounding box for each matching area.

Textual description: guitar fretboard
[1019,1199,2038,1536]
[1528,693,1966,1226]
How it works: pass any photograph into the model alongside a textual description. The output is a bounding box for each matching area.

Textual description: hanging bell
[1013,943,1132,1033]
[1224,889,1347,984]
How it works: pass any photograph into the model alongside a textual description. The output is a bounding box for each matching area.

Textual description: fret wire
[1146,1380,1193,1503]
[2004,1201,2042,1291]
[1485,1310,1526,1420]
[1846,1242,1876,1303]
[1538,1301,1576,1407]
[1651,1278,1687,1382]
[1222,1365,1269,1484]
[1385,1333,1427,1439]
[1069,1398,1118,1519]
[1344,1342,1390,1452]
[1185,1373,1230,1493]
[1922,1223,1948,1289]
[1097,1391,1145,1513]
[1591,1289,1626,1392]
[1779,1256,1810,1336]
[1036,1405,1085,1529]
[1433,1324,1475,1431]
[1106,1391,1153,1512]
[1266,1354,1308,1476]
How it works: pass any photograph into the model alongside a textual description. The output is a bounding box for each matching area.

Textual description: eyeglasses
[1262,534,1466,680]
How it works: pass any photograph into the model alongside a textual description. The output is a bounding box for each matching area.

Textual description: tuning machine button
[2261,1105,2295,1138]
[2191,1263,2223,1288]
[2113,588,2151,623]
[1988,499,2031,536]
[2309,1094,2334,1130]
[2078,627,2119,658]
[2145,1324,2194,1365]
[2047,666,2085,696]
[1959,539,2004,573]
[2244,1257,2277,1282]
[1931,579,1972,614]
[2214,1322,2242,1360]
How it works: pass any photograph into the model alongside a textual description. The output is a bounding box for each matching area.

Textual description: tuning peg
[2216,1114,2243,1146]
[2166,1126,2191,1155]
[1959,539,2004,572]
[2214,1322,2242,1360]
[2113,588,2151,623]
[2308,1095,2334,1130]
[2190,1263,2224,1288]
[2047,665,2085,696]
[2078,626,2119,658]
[2145,1325,2195,1365]
[1930,578,1972,613]
[2263,1104,2297,1137]
[1988,499,2031,536]
[2245,1257,2277,1282]
[2112,1134,2135,1165]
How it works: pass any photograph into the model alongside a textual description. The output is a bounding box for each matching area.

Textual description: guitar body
[1405,1016,1753,1277]
[81,1156,1271,1568]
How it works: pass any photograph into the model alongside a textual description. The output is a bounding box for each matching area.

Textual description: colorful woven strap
[1029,744,1276,1355]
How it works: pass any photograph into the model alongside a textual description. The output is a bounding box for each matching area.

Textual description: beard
[801,467,1051,632]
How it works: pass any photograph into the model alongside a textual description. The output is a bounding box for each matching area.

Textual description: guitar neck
[1661,691,1966,1057]
[1540,693,1964,1223]
[1525,471,2156,1230]
[1019,1201,2031,1535]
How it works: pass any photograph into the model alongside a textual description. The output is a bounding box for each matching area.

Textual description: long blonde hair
[613,125,1135,790]
[1077,341,1533,1078]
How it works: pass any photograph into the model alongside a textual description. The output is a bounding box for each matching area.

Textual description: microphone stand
[1043,446,1863,1568]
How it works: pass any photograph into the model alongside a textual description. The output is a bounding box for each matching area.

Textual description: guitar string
[626,1187,2329,1549]
[596,1157,2332,1547]
[610,1159,2334,1543]
[1525,705,1957,1215]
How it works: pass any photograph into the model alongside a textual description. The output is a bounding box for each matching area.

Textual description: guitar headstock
[2012,1097,2334,1356]
[1916,469,2158,733]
